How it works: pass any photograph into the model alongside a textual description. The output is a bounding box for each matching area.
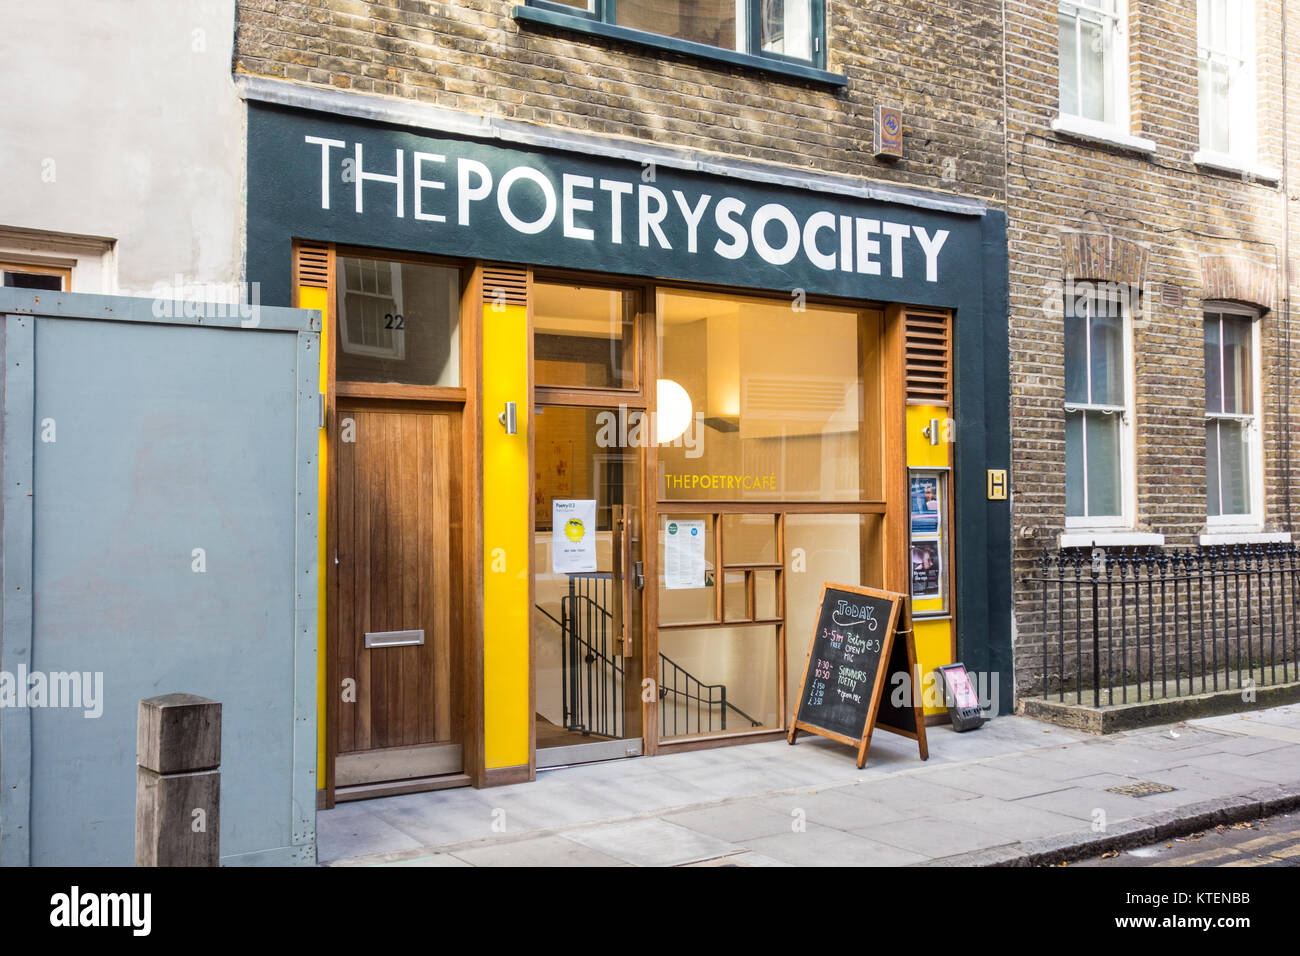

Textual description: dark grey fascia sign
[246,104,992,311]
[244,101,1014,716]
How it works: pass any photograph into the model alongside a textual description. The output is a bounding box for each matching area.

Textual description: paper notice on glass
[552,499,597,574]
[664,519,706,590]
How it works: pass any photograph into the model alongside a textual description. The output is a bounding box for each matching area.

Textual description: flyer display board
[788,583,929,768]
[909,470,948,612]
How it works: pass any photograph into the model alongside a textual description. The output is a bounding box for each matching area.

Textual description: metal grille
[295,241,330,289]
[481,264,527,305]
[905,309,951,406]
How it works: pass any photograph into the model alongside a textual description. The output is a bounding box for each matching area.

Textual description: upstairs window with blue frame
[531,0,826,69]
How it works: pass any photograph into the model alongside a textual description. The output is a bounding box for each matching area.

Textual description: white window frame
[1196,0,1257,165]
[338,258,405,361]
[1064,289,1136,531]
[1204,304,1264,530]
[1057,0,1130,133]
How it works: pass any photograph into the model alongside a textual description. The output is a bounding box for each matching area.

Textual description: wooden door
[332,402,461,788]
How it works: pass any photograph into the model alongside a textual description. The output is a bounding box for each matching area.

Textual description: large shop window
[656,289,882,502]
[1197,0,1257,162]
[1204,308,1261,523]
[1064,288,1131,526]
[335,254,461,386]
[1058,0,1127,129]
[528,0,823,68]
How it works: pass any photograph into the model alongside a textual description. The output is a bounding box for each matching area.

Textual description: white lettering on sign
[305,135,955,282]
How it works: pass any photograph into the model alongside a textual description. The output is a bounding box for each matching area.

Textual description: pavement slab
[317,708,1300,867]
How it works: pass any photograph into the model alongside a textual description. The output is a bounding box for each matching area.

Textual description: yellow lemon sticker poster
[552,498,598,573]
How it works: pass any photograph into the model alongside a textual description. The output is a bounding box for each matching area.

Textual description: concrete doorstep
[318,704,1300,868]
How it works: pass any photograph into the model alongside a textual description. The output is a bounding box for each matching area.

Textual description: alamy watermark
[0,666,103,718]
[149,274,262,328]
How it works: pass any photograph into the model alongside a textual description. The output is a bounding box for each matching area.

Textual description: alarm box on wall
[874,105,903,159]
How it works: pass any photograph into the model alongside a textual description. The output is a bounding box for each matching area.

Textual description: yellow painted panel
[914,617,953,716]
[906,405,951,467]
[298,283,330,787]
[482,302,531,769]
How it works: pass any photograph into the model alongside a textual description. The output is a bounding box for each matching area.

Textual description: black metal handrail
[536,571,761,739]
[1025,544,1299,705]
[658,653,762,736]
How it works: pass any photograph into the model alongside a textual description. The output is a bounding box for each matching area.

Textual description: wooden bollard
[135,693,221,866]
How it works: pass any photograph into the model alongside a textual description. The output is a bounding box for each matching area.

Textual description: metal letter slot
[365,629,425,649]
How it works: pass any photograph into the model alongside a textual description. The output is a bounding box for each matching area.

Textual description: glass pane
[657,514,717,625]
[1064,302,1088,404]
[1085,411,1122,517]
[335,257,460,386]
[659,289,877,502]
[784,514,881,714]
[1079,16,1108,122]
[618,0,739,52]
[533,402,642,746]
[1217,418,1251,515]
[1204,316,1223,413]
[1089,300,1124,406]
[534,282,638,389]
[1065,410,1085,517]
[723,571,750,621]
[3,271,62,290]
[761,0,813,61]
[1208,59,1231,154]
[1221,316,1252,414]
[658,626,780,739]
[550,0,595,9]
[722,513,778,564]
[1206,420,1222,516]
[1059,13,1079,115]
[754,569,778,620]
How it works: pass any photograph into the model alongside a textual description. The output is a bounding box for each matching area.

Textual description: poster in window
[911,540,942,600]
[552,499,597,574]
[910,474,941,536]
[664,519,706,590]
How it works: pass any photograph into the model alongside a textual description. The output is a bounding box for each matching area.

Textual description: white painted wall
[0,1,244,296]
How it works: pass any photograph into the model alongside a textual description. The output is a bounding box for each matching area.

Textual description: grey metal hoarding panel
[0,290,319,866]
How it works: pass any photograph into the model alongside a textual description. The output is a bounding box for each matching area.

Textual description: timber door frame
[529,269,653,766]
[304,241,486,808]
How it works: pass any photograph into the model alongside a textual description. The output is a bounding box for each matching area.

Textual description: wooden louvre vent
[481,264,528,305]
[295,241,331,289]
[904,309,952,406]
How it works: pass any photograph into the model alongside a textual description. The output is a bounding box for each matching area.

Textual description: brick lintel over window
[1059,232,1149,288]
[1199,255,1276,313]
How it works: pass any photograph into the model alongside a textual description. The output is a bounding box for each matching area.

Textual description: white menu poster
[552,499,597,573]
[664,519,705,590]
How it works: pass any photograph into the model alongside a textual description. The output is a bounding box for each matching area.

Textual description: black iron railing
[537,571,761,739]
[658,654,762,736]
[1026,545,1300,705]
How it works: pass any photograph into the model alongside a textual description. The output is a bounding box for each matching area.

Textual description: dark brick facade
[1006,0,1300,696]
[231,0,1008,205]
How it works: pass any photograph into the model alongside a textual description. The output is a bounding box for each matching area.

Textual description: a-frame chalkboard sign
[787,583,929,767]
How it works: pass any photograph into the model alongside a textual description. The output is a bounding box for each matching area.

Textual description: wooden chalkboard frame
[787,583,929,768]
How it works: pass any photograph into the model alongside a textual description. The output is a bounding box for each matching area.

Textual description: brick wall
[1006,0,1300,696]
[231,0,1007,204]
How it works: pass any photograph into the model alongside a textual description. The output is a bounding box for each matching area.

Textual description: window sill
[512,6,847,89]
[1192,151,1281,184]
[1199,530,1291,546]
[1050,115,1157,158]
[1059,530,1165,549]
